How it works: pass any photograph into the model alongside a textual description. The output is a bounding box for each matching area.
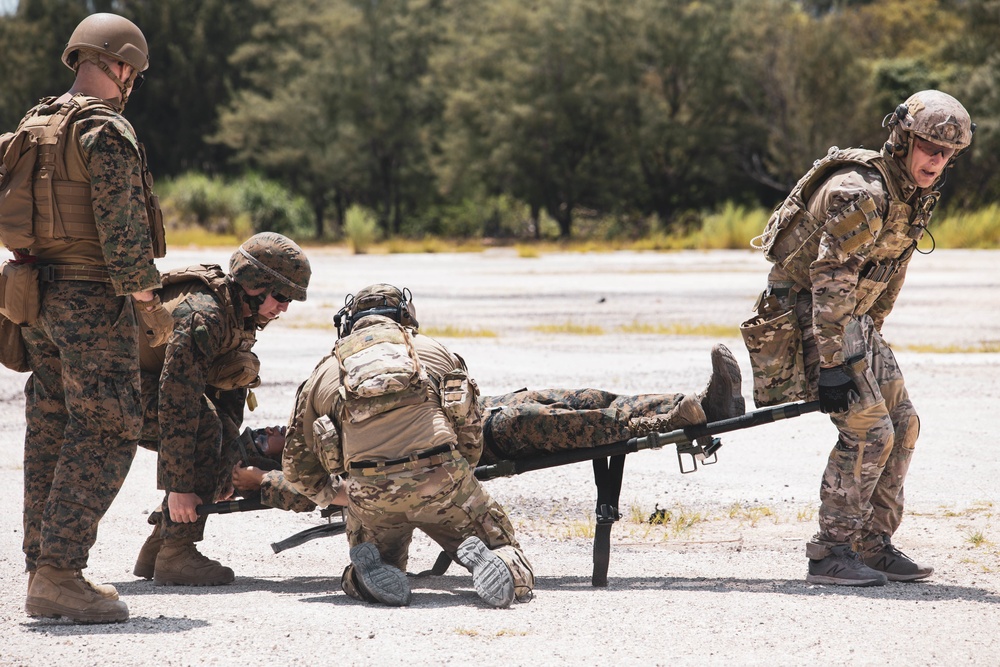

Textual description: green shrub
[161,173,240,227]
[694,202,769,250]
[343,205,380,254]
[925,205,1000,249]
[236,174,313,236]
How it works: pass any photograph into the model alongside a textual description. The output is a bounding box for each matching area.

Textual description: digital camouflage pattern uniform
[19,94,162,574]
[745,92,973,568]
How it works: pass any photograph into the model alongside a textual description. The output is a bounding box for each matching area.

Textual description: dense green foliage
[2,0,999,241]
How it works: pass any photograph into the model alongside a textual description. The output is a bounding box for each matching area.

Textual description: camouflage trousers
[139,373,237,542]
[342,456,534,602]
[795,303,919,558]
[478,388,685,465]
[20,282,141,571]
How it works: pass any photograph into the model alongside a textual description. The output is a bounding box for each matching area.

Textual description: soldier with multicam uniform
[129,233,310,587]
[6,13,168,624]
[743,90,974,586]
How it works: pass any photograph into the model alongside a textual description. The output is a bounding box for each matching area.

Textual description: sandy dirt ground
[1,247,998,666]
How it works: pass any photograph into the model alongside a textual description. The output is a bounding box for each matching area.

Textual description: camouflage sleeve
[281,357,343,506]
[156,300,228,493]
[259,470,318,513]
[807,169,887,367]
[867,260,909,332]
[78,115,161,295]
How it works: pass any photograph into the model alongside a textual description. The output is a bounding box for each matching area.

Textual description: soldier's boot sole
[701,344,746,423]
[349,542,411,606]
[455,536,515,609]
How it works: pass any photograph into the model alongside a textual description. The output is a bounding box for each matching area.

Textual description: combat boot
[806,544,887,587]
[699,344,746,423]
[28,570,119,600]
[862,538,933,582]
[349,542,411,606]
[629,394,706,436]
[455,536,515,608]
[153,540,235,586]
[133,522,163,580]
[25,565,129,623]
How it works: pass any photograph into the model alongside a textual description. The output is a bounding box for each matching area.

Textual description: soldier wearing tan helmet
[12,13,167,624]
[743,90,974,586]
[129,233,310,589]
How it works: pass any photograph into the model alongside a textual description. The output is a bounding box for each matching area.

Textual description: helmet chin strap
[78,51,136,111]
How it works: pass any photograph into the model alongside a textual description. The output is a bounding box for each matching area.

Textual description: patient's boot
[629,394,706,436]
[133,522,163,580]
[154,540,234,586]
[699,344,745,423]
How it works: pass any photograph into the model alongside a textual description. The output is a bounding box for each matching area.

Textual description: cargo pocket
[741,308,808,408]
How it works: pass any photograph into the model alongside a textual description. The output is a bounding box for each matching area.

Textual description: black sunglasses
[271,291,292,304]
[132,73,144,91]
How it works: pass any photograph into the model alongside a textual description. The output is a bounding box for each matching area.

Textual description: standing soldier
[130,233,310,587]
[0,13,169,624]
[742,91,974,586]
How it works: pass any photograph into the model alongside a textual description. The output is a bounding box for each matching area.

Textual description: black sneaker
[349,542,411,606]
[455,536,515,608]
[806,545,888,587]
[863,542,933,582]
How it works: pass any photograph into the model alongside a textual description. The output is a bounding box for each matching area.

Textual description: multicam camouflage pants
[342,455,534,602]
[20,282,141,571]
[792,297,919,559]
[478,388,684,465]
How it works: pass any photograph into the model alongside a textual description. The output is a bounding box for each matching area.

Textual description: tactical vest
[0,94,165,257]
[752,147,936,315]
[334,314,431,424]
[139,264,260,389]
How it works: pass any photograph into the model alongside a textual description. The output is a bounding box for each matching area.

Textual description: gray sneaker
[863,542,933,582]
[455,536,515,608]
[349,542,411,606]
[806,545,888,587]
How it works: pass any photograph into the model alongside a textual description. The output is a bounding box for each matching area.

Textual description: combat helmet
[334,284,418,337]
[62,13,149,109]
[883,90,975,159]
[229,232,311,308]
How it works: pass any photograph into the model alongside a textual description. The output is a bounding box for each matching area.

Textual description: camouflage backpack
[334,314,430,424]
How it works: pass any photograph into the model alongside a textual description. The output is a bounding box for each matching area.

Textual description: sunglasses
[271,291,292,304]
[913,136,955,160]
[132,73,144,91]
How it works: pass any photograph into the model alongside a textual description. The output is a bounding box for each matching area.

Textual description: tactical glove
[134,294,174,348]
[818,365,859,414]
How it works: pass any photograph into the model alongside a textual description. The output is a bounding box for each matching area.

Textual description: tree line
[2,0,998,239]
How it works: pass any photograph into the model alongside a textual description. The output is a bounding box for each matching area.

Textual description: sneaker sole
[882,570,933,582]
[805,573,887,587]
[25,598,129,623]
[349,543,411,606]
[456,537,515,608]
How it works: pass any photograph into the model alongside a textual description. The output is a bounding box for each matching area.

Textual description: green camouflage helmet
[62,13,149,73]
[229,233,311,301]
[884,90,974,153]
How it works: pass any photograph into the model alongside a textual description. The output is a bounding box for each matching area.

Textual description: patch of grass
[796,507,817,522]
[515,244,541,258]
[564,518,596,539]
[616,320,741,338]
[965,530,990,548]
[383,237,485,254]
[924,205,1000,249]
[531,322,606,335]
[495,629,530,637]
[454,628,479,637]
[899,341,1000,354]
[422,326,498,338]
[165,226,240,247]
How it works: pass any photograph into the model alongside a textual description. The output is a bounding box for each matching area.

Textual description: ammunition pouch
[0,311,29,372]
[207,348,261,390]
[312,415,344,475]
[741,289,809,408]
[438,361,484,462]
[0,260,40,325]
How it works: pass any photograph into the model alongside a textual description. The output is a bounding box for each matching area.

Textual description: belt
[37,264,111,283]
[350,443,459,477]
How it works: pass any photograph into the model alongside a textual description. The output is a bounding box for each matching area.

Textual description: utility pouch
[312,415,344,474]
[439,368,481,427]
[0,260,41,325]
[0,311,29,372]
[741,306,808,408]
[207,348,261,390]
[0,130,37,251]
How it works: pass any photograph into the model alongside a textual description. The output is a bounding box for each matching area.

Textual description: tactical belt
[37,264,111,283]
[349,443,459,477]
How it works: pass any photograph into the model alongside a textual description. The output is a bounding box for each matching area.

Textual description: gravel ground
[1,247,998,666]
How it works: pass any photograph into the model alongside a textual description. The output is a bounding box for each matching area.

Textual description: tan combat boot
[25,565,129,623]
[153,540,235,586]
[699,344,746,423]
[133,523,163,580]
[28,569,119,600]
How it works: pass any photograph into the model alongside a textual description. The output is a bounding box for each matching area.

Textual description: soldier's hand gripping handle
[133,293,174,347]
[817,365,859,413]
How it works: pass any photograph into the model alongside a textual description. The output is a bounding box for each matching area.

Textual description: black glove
[818,365,859,414]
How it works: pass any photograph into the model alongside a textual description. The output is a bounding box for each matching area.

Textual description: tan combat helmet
[883,90,975,157]
[335,284,418,336]
[229,232,311,302]
[62,13,149,109]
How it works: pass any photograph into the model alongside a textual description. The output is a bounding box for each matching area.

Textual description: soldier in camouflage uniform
[14,13,169,624]
[129,233,311,587]
[743,91,975,586]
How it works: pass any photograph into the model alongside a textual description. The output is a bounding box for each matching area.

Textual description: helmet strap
[77,51,135,111]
